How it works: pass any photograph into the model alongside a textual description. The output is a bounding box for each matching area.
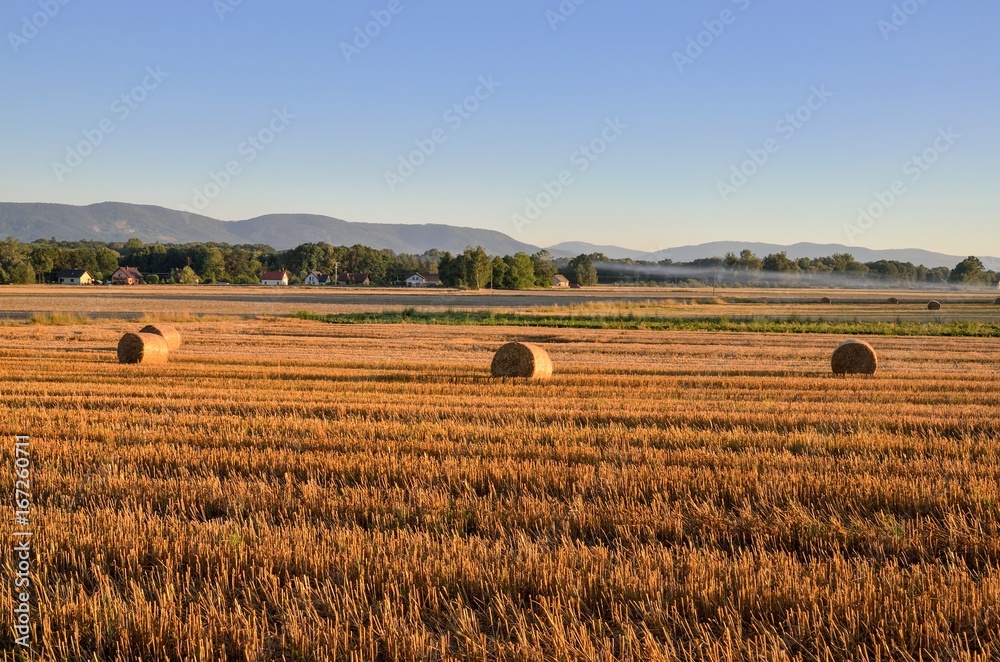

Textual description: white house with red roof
[260,270,290,286]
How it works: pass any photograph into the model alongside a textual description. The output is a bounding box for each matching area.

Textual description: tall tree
[949,256,986,284]
[504,252,536,290]
[531,250,558,287]
[490,256,509,289]
[462,246,491,290]
[565,254,598,286]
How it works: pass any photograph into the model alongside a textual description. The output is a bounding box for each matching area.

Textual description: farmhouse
[260,270,290,286]
[304,271,332,286]
[56,269,94,285]
[552,274,570,288]
[405,273,441,288]
[337,272,371,286]
[110,266,145,285]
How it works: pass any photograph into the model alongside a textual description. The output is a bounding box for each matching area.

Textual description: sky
[1,0,997,255]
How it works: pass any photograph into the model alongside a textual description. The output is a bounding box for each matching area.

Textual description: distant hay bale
[887,297,899,305]
[927,300,941,311]
[820,297,832,304]
[831,340,878,375]
[139,324,181,350]
[760,297,768,305]
[995,297,1000,305]
[491,342,552,379]
[117,333,169,365]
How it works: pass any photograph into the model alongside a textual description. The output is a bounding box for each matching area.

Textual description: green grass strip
[292,310,1000,337]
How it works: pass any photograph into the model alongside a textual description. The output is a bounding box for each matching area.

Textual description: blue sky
[1,0,996,255]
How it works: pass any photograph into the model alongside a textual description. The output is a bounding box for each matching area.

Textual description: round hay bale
[887,297,898,305]
[760,297,768,305]
[927,300,941,311]
[491,342,552,379]
[118,332,169,365]
[995,297,1000,306]
[139,323,181,350]
[831,340,877,375]
[820,297,832,304]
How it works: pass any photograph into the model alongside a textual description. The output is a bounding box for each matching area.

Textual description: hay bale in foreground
[139,323,181,350]
[887,297,899,305]
[927,300,941,311]
[491,342,552,379]
[118,332,169,365]
[820,297,832,304]
[831,340,877,375]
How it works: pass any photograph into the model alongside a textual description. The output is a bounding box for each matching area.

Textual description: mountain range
[0,202,990,270]
[548,241,993,270]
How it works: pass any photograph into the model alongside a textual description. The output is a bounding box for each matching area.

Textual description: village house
[405,273,441,288]
[110,266,145,285]
[337,272,371,286]
[260,270,290,286]
[552,274,570,288]
[304,271,332,286]
[56,269,94,285]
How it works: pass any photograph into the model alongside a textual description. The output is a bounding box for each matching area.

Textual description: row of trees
[596,250,997,288]
[435,248,602,289]
[0,237,994,290]
[0,237,571,290]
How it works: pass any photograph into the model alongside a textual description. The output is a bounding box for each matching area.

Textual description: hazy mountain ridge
[0,202,990,270]
[550,241,995,271]
[0,202,537,255]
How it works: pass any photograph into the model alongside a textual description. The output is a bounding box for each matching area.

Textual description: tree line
[0,237,993,289]
[595,250,997,287]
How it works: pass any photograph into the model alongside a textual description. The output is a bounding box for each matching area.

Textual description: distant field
[1,316,998,660]
[0,284,997,322]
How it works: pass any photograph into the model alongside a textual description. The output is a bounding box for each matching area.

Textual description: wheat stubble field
[1,290,999,661]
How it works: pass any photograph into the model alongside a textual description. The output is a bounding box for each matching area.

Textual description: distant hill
[0,202,240,244]
[0,202,539,255]
[0,202,990,269]
[234,214,538,255]
[546,242,656,261]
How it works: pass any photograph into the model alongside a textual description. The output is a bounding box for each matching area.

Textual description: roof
[409,273,440,283]
[338,272,370,283]
[112,267,143,279]
[260,270,289,281]
[57,269,90,278]
[553,274,570,283]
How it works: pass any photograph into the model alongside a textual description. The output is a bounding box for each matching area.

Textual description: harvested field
[1,285,998,323]
[1,318,998,660]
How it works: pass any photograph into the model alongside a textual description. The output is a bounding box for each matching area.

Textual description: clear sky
[1,1,996,254]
